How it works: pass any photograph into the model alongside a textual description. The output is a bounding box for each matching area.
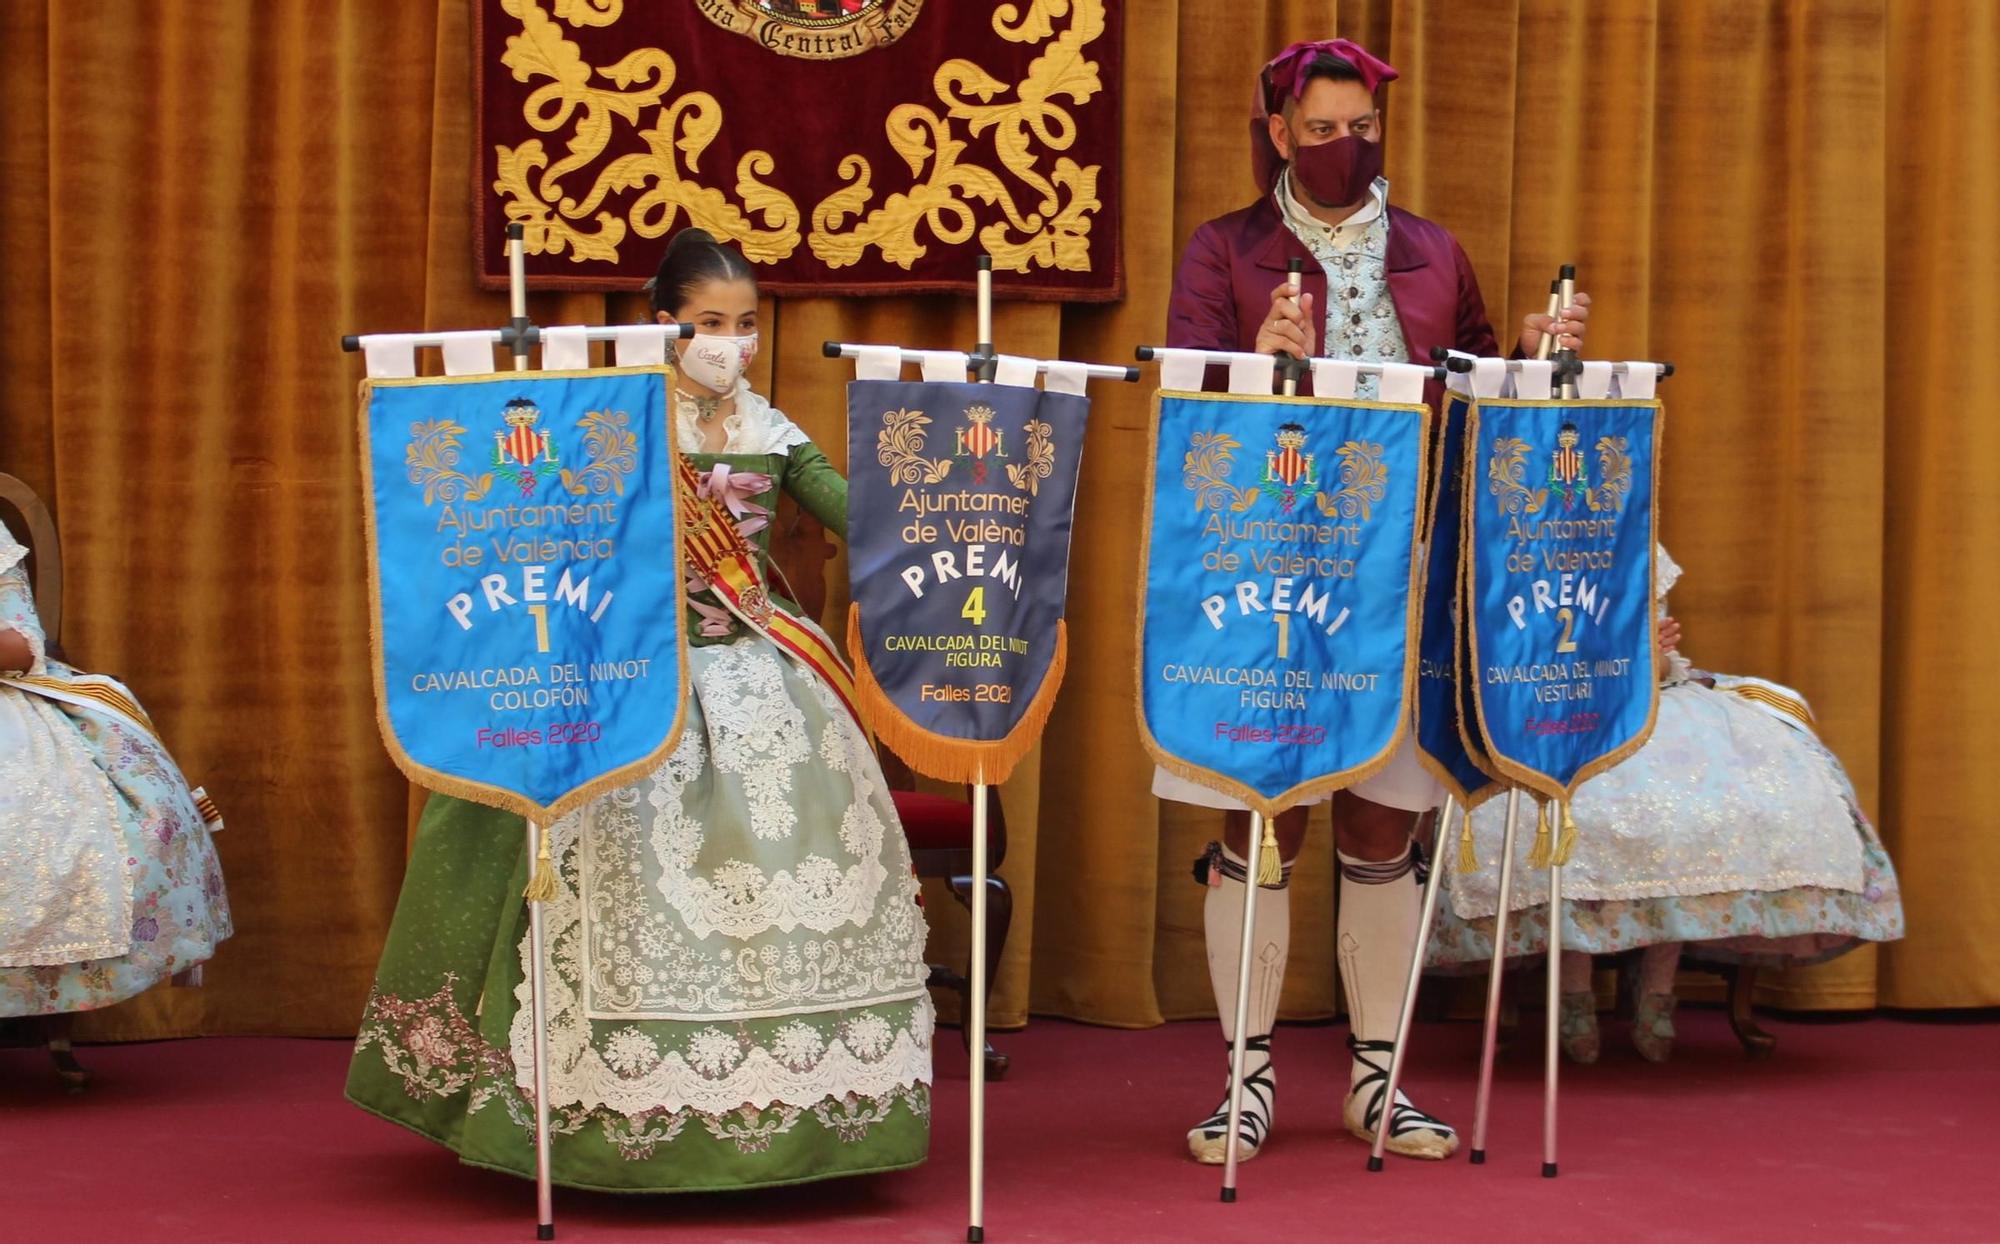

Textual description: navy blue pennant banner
[1138,391,1430,817]
[359,367,687,822]
[1463,397,1663,799]
[1416,389,1501,806]
[845,378,1088,784]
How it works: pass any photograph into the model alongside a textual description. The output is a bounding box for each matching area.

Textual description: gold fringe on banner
[847,607,1068,786]
[1527,801,1554,869]
[1457,804,1479,875]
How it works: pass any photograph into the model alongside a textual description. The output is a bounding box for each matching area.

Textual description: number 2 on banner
[962,586,987,627]
[1555,607,1578,654]
[527,604,551,654]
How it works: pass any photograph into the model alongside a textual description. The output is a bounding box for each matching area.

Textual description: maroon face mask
[1289,134,1383,208]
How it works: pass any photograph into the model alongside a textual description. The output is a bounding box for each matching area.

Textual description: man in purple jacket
[1162,38,1590,1167]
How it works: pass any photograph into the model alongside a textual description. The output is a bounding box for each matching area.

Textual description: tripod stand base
[1542,1162,1558,1179]
[1220,1187,1238,1204]
[537,1225,555,1240]
[1469,1149,1487,1165]
[968,1227,985,1242]
[1366,1156,1384,1173]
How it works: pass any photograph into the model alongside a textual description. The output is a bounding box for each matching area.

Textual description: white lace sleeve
[1654,543,1691,684]
[0,524,47,675]
[716,384,812,455]
[1654,543,1683,606]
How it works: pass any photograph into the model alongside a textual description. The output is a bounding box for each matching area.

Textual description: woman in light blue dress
[1427,547,1902,1061]
[0,520,231,1019]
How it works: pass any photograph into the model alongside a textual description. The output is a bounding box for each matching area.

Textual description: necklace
[677,388,726,424]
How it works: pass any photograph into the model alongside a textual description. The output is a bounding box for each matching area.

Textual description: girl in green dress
[346,228,932,1192]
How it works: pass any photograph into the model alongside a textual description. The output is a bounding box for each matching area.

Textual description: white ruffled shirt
[674,382,811,457]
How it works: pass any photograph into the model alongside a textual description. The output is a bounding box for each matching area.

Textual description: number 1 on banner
[963,587,988,627]
[1274,612,1291,659]
[527,604,551,654]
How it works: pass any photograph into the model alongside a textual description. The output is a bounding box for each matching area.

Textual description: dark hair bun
[649,227,755,317]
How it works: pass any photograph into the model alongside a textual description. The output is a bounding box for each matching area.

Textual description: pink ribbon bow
[683,573,737,638]
[698,464,773,538]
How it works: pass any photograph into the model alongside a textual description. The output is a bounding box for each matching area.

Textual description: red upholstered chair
[0,472,89,1091]
[767,494,1012,1079]
[876,752,1013,1080]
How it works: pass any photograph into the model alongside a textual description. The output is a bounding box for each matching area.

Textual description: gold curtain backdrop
[1,1,1994,1041]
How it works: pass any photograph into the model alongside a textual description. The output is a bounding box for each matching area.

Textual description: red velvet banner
[476,0,1123,300]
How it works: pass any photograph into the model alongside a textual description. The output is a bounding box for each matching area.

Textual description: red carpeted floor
[3,1011,1995,1242]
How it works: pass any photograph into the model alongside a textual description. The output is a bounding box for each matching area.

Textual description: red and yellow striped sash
[4,672,155,735]
[5,672,226,829]
[1722,679,1815,729]
[676,456,860,723]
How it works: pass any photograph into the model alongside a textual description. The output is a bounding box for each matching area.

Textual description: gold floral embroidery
[1182,432,1257,513]
[809,1,1107,273]
[405,421,495,505]
[1005,417,1054,494]
[558,408,639,496]
[1590,435,1633,513]
[877,408,953,485]
[1316,440,1388,521]
[1488,435,1549,516]
[490,0,1108,278]
[493,0,801,266]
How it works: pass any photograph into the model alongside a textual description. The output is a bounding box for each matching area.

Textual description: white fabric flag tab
[1378,362,1429,405]
[541,326,590,372]
[1043,360,1089,396]
[1227,352,1277,396]
[1309,358,1361,399]
[1577,360,1613,400]
[360,335,416,381]
[1471,357,1510,398]
[615,325,669,367]
[1155,348,1209,393]
[854,345,902,381]
[920,350,969,383]
[1441,351,1476,396]
[1515,359,1555,399]
[1616,362,1658,399]
[993,353,1039,388]
[440,331,497,377]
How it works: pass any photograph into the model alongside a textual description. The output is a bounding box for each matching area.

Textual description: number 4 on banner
[962,586,988,626]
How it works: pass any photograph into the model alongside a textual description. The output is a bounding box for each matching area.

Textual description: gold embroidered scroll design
[493,0,802,266]
[1182,432,1257,514]
[491,0,1109,278]
[878,408,953,485]
[1315,440,1388,521]
[1488,436,1548,516]
[407,421,496,506]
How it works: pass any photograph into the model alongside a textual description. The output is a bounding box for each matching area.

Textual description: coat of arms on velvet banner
[476,0,1123,300]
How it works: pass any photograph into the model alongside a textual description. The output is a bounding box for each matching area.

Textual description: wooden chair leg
[948,874,1012,1081]
[1725,963,1777,1059]
[43,1014,89,1093]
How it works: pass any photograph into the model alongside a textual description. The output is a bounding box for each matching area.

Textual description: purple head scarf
[1250,38,1399,191]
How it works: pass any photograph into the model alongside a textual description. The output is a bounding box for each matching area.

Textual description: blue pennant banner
[359,367,686,822]
[845,379,1089,785]
[1463,397,1662,798]
[1415,389,1500,805]
[1138,391,1429,816]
